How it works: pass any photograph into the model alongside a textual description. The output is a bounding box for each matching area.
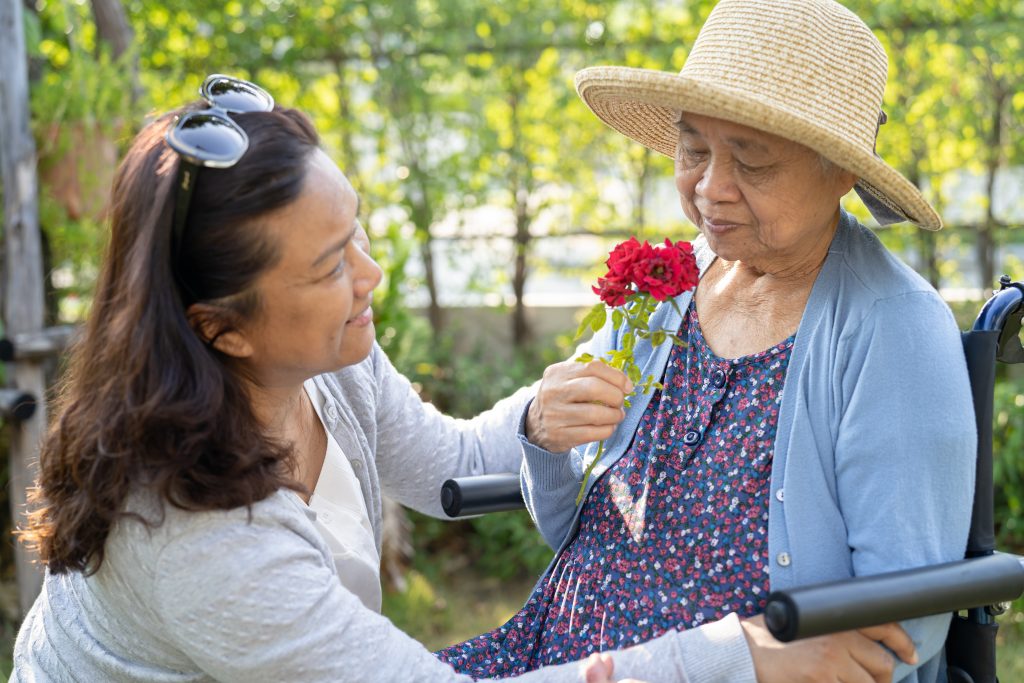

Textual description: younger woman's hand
[579,653,646,683]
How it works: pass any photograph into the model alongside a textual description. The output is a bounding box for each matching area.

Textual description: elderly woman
[438,1,974,682]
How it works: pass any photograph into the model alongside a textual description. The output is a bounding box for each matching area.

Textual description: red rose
[605,236,643,281]
[592,275,629,307]
[632,240,697,301]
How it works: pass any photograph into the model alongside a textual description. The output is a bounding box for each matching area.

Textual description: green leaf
[651,330,666,346]
[574,303,606,342]
[612,308,624,329]
[669,297,684,318]
[576,352,594,364]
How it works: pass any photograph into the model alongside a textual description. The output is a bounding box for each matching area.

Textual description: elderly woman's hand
[741,614,918,683]
[525,359,633,453]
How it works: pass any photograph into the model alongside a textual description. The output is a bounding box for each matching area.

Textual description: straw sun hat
[575,0,942,230]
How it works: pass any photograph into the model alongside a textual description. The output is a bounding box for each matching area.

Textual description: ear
[186,303,255,359]
[836,169,859,197]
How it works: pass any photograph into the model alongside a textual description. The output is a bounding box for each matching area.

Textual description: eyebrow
[676,119,772,154]
[312,196,360,268]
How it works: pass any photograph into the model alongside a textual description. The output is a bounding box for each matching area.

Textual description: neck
[247,378,309,440]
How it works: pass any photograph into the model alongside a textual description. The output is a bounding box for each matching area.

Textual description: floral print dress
[437,301,794,677]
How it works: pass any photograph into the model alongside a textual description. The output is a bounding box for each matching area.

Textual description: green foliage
[994,372,1024,551]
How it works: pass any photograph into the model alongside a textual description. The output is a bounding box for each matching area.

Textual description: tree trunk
[633,147,651,233]
[507,90,532,347]
[977,84,1006,292]
[89,0,132,58]
[89,0,140,101]
[1,0,47,616]
[512,192,531,346]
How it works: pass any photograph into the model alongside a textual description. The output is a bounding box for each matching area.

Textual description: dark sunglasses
[164,74,275,291]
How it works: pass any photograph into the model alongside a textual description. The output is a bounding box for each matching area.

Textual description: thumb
[582,653,615,682]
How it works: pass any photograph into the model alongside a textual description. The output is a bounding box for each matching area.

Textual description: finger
[581,653,612,683]
[844,634,895,683]
[563,376,630,410]
[536,390,627,428]
[578,360,634,394]
[859,624,917,665]
[540,368,628,410]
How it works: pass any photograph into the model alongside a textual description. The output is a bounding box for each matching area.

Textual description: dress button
[683,430,701,446]
[776,552,791,567]
[712,368,727,388]
[775,488,785,502]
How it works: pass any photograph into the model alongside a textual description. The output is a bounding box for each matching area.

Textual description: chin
[338,324,376,367]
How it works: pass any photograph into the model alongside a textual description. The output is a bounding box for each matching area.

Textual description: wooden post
[1,0,48,615]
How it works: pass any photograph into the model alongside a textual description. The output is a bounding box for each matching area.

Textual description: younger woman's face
[239,149,383,387]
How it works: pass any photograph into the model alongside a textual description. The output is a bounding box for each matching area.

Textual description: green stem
[574,440,605,507]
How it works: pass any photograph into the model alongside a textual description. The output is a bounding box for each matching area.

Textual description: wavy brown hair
[21,104,321,574]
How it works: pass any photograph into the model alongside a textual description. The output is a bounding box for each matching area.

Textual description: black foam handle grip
[440,473,526,517]
[765,553,1024,642]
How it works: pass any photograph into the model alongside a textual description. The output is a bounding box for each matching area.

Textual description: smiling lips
[347,306,373,326]
[701,216,743,234]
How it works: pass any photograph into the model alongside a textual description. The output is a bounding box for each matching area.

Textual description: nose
[694,156,741,204]
[353,246,383,298]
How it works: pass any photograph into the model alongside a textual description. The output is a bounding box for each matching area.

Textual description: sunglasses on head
[164,74,275,295]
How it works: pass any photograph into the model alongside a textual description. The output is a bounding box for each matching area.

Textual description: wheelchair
[440,276,1024,683]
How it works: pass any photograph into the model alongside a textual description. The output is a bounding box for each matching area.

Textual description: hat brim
[576,66,941,230]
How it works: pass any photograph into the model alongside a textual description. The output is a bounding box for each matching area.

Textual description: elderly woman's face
[673,114,857,269]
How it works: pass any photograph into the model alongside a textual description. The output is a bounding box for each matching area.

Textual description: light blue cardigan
[521,210,976,683]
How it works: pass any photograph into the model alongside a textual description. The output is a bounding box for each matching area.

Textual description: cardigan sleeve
[369,343,537,518]
[833,290,976,680]
[151,501,756,683]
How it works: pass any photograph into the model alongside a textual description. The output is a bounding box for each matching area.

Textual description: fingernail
[625,381,634,393]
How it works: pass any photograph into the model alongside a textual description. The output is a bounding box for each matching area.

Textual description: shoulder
[109,489,326,577]
[830,212,937,301]
[822,212,956,333]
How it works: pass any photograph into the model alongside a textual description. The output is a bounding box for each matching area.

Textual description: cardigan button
[683,430,702,446]
[776,552,791,567]
[775,488,785,502]
[325,403,339,421]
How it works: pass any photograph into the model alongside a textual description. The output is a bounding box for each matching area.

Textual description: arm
[520,316,627,549]
[369,343,536,518]
[834,292,976,680]
[153,500,757,683]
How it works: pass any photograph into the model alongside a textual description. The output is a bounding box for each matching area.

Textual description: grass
[382,565,537,651]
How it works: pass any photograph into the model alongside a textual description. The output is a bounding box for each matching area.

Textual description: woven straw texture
[575,0,941,230]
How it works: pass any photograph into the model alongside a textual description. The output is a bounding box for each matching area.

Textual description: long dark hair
[21,105,321,574]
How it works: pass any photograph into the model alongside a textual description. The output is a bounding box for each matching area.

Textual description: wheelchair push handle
[441,473,525,517]
[764,553,1024,642]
